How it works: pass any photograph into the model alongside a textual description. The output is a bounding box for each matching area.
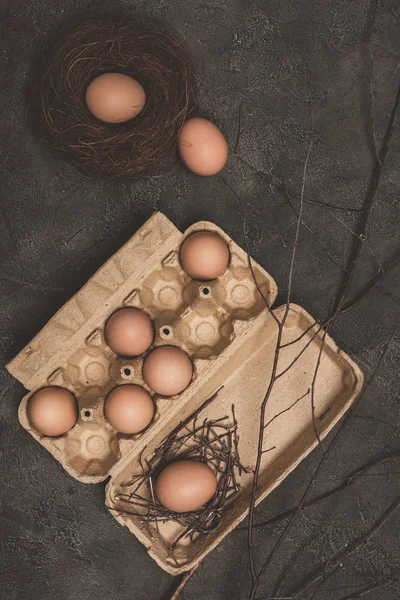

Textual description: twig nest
[33,17,197,180]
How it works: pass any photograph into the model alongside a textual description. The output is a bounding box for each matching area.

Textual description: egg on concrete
[178,118,228,176]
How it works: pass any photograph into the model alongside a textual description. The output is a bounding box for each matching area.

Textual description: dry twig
[170,562,203,600]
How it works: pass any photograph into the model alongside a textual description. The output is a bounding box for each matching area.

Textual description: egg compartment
[136,220,276,360]
[106,304,363,573]
[8,212,278,483]
[17,384,115,480]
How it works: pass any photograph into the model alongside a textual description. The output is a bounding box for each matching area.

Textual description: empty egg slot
[219,264,274,320]
[64,346,112,392]
[177,306,234,360]
[140,266,187,315]
[64,422,121,478]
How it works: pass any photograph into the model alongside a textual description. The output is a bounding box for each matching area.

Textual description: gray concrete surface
[1,1,399,599]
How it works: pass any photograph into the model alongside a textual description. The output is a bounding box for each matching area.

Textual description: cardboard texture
[7,212,363,573]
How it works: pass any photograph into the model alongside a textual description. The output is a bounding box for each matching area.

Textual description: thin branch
[170,562,202,600]
[330,77,400,319]
[248,134,314,600]
[329,210,383,273]
[291,497,400,598]
[236,453,400,532]
[367,3,381,167]
[339,254,400,314]
[263,389,310,430]
[262,446,277,454]
[234,102,243,154]
[247,326,284,583]
[223,176,283,582]
[230,14,400,600]
[284,136,314,316]
[237,156,365,213]
[284,190,344,270]
[272,515,338,597]
[309,564,343,600]
[276,322,324,379]
[278,251,400,350]
[163,387,223,450]
[335,571,400,600]
[247,324,398,598]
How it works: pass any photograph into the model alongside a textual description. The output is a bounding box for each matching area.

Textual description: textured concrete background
[1,1,400,599]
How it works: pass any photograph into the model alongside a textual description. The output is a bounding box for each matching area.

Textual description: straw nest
[33,17,197,180]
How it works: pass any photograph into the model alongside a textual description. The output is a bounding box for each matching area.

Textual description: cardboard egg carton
[7,212,363,573]
[7,212,277,482]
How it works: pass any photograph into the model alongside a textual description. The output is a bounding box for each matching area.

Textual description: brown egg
[28,387,78,437]
[142,346,193,396]
[105,308,154,357]
[180,231,230,280]
[178,117,228,176]
[104,385,154,434]
[85,73,146,123]
[155,460,218,512]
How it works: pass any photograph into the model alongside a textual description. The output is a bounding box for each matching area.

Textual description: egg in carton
[7,212,363,573]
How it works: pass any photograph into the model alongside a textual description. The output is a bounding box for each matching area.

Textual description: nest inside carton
[112,391,249,558]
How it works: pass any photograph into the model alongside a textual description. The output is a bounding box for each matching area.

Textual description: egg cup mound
[8,213,363,571]
[64,421,121,478]
[30,16,196,180]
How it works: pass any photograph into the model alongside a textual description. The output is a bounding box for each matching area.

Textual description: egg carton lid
[105,302,364,574]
